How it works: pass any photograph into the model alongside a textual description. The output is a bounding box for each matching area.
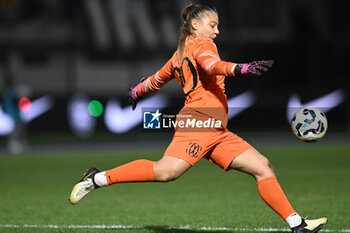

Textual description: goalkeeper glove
[234,60,274,77]
[128,77,146,110]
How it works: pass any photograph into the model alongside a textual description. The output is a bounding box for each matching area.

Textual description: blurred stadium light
[20,95,54,123]
[67,93,97,138]
[0,104,15,135]
[286,89,346,123]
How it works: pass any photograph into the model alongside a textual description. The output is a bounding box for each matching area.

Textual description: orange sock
[105,160,154,185]
[257,176,296,220]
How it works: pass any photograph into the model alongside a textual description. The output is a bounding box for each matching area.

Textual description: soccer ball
[291,107,328,142]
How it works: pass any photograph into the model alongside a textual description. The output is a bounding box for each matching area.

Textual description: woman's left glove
[234,60,274,77]
[128,77,146,110]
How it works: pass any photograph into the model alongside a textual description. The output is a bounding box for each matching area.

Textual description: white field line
[0,224,349,232]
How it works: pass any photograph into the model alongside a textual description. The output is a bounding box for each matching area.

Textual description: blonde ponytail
[177,3,217,62]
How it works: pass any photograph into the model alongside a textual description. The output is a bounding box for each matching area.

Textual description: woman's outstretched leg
[69,156,191,204]
[230,148,327,232]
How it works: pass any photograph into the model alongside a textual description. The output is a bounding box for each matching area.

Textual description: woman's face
[192,12,219,40]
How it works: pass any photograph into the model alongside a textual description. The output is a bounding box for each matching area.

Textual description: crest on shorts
[186,142,202,158]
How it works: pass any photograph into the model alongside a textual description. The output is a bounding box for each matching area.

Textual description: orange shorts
[164,129,252,171]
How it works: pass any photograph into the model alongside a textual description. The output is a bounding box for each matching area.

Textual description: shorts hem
[222,146,253,171]
[163,154,195,166]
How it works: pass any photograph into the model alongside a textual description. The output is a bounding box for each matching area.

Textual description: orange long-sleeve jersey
[137,35,238,128]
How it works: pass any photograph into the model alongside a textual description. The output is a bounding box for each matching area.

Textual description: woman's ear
[191,19,199,31]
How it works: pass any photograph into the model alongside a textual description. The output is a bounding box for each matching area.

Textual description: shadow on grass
[106,225,288,233]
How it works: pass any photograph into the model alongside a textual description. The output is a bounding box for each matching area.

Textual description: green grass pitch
[0,144,349,233]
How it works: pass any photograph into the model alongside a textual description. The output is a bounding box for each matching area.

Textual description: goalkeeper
[70,4,327,233]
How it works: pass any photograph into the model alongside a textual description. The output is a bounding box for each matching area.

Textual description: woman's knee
[155,169,181,182]
[153,156,191,182]
[230,148,275,181]
[255,157,275,180]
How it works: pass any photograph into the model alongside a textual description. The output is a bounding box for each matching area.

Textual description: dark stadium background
[0,0,349,154]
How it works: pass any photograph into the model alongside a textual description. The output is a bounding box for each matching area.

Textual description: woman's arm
[194,40,273,77]
[137,58,174,98]
[128,58,174,110]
